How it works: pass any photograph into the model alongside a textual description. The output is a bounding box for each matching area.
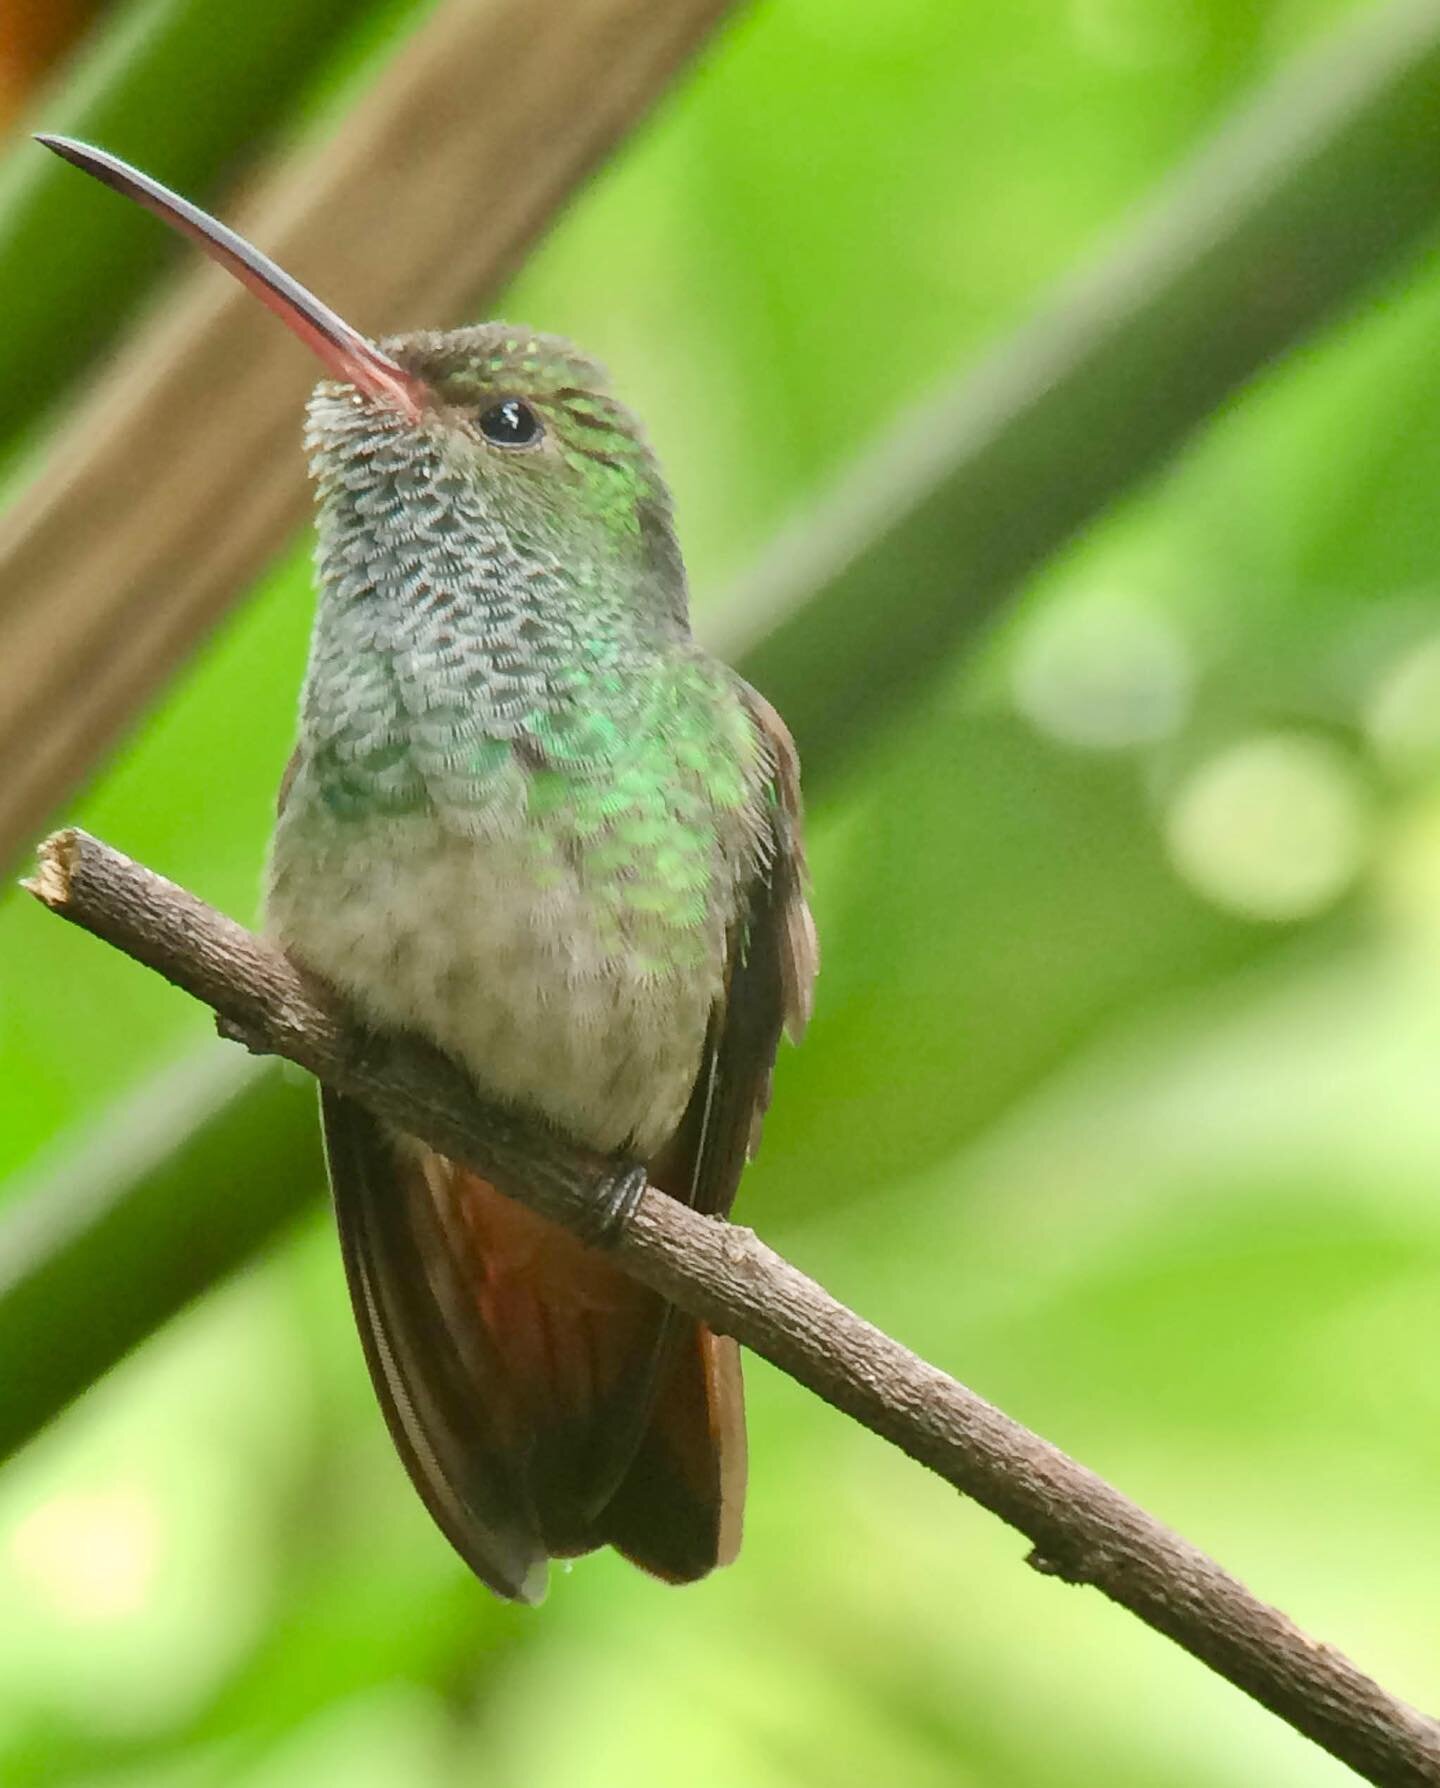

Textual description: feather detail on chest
[268,628,774,1156]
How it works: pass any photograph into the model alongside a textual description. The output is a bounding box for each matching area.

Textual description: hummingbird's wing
[322,1087,692,1598]
[594,685,817,1581]
[320,1089,550,1602]
[711,685,816,1173]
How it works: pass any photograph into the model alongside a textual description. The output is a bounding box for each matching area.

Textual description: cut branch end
[22,827,78,909]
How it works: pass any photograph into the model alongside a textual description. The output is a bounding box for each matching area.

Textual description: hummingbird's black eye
[477,398,542,448]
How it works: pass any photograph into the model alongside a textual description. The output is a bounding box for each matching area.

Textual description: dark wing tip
[508,1556,551,1606]
[598,1327,745,1583]
[322,1092,551,1605]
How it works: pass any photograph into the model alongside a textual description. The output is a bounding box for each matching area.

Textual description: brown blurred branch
[0,0,740,870]
[25,826,1440,1788]
[0,0,104,126]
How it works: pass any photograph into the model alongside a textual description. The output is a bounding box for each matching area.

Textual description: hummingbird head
[36,135,688,636]
[306,323,686,618]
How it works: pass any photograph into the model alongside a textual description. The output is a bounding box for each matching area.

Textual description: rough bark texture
[25,827,1440,1788]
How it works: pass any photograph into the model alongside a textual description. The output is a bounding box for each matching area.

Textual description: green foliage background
[2,1,1439,1783]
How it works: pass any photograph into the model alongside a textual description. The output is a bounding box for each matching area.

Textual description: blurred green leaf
[0,0,390,448]
[9,1,1440,1785]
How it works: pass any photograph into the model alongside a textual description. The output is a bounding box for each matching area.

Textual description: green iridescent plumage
[34,134,817,1619]
[283,327,770,982]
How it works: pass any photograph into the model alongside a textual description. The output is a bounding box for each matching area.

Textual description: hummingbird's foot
[581,1159,649,1247]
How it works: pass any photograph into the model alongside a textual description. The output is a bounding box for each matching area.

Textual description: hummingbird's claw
[582,1159,649,1246]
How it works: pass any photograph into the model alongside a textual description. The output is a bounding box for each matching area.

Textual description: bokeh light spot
[1164,734,1370,921]
[1012,593,1193,750]
[1070,0,1205,67]
[10,1486,160,1624]
[1365,631,1440,777]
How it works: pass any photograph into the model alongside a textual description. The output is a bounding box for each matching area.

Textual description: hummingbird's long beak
[37,135,428,423]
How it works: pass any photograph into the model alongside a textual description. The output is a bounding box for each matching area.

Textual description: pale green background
[1,2,1437,1783]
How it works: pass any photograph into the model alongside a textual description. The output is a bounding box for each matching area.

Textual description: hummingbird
[40,137,817,1602]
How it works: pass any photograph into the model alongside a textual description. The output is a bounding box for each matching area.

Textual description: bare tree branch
[25,826,1440,1788]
